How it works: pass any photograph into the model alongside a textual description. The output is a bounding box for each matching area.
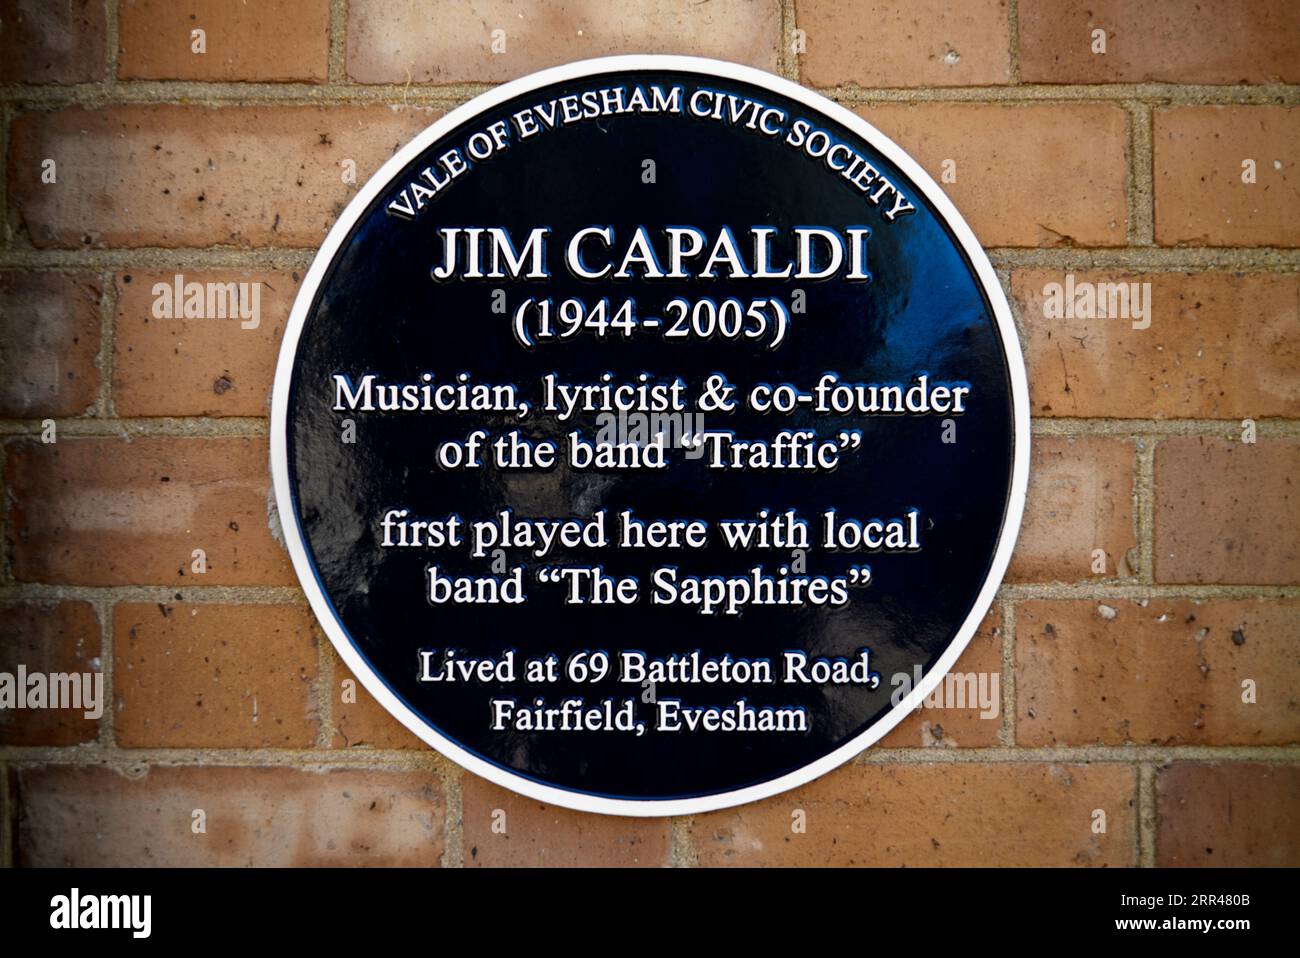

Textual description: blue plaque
[271,56,1029,815]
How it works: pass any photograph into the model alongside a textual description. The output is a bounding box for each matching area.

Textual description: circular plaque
[272,56,1029,815]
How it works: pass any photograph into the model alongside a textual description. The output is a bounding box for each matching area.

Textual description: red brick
[330,657,423,750]
[5,437,294,586]
[1019,0,1300,85]
[1017,599,1300,747]
[0,272,102,418]
[690,762,1135,866]
[1157,764,1300,867]
[1008,437,1136,582]
[113,602,319,748]
[1154,437,1300,585]
[16,765,444,866]
[799,0,1010,88]
[1014,270,1300,419]
[0,601,101,746]
[8,105,437,248]
[0,0,107,84]
[118,0,329,82]
[112,270,299,417]
[879,607,1003,747]
[857,103,1128,247]
[462,775,671,867]
[1154,106,1300,248]
[346,0,780,83]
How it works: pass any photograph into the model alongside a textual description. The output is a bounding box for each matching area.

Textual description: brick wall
[1,0,1296,867]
